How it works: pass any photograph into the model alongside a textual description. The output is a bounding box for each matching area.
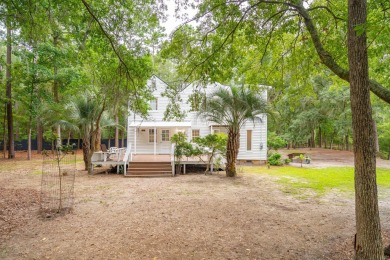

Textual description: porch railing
[170,143,175,176]
[127,144,133,162]
[120,144,132,175]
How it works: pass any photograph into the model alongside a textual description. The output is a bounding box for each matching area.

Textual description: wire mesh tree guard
[40,146,76,217]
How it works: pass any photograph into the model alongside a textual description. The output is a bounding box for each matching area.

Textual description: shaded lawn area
[2,153,390,259]
[243,166,390,196]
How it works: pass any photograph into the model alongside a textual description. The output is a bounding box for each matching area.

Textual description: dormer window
[150,97,158,110]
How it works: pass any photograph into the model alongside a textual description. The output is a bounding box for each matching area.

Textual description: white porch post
[134,126,137,154]
[154,126,156,155]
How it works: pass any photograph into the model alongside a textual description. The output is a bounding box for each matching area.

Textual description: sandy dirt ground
[1,149,390,259]
[278,148,390,169]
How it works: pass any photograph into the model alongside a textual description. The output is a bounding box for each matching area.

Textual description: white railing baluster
[171,143,175,176]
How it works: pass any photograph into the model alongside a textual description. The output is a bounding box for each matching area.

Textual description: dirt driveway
[278,148,390,169]
[1,150,390,259]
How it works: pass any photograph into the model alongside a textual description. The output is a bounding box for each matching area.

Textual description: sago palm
[199,85,267,177]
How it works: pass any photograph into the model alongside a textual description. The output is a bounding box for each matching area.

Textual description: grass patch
[244,166,390,196]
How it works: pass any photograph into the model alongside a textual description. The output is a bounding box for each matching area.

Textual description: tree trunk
[121,130,125,147]
[28,54,36,160]
[93,102,105,152]
[94,127,101,152]
[330,130,336,150]
[53,35,61,149]
[88,128,96,175]
[373,120,379,154]
[318,126,322,148]
[225,129,239,177]
[37,121,43,154]
[115,115,119,148]
[3,104,7,158]
[348,0,383,258]
[6,25,14,159]
[67,131,71,145]
[88,104,105,173]
[311,129,315,149]
[388,146,390,161]
[27,120,32,160]
[15,117,19,140]
[345,133,349,151]
[56,125,61,149]
[82,137,89,171]
[108,132,111,149]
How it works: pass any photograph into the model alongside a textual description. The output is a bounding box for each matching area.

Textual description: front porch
[129,121,192,155]
[131,154,170,162]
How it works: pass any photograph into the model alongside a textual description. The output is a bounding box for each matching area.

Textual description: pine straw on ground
[0,188,40,242]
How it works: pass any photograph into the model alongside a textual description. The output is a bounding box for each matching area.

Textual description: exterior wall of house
[128,127,173,154]
[237,116,267,162]
[127,75,268,160]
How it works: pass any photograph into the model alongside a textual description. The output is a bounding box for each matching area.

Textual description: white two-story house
[127,75,268,164]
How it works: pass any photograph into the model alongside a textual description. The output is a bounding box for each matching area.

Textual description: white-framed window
[247,130,252,151]
[192,129,200,141]
[149,97,158,110]
[148,129,155,143]
[161,129,170,142]
[151,78,157,90]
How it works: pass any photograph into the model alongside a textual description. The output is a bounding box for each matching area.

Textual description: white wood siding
[237,116,267,160]
[127,75,268,160]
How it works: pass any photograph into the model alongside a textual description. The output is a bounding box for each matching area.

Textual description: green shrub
[284,158,291,165]
[268,153,283,166]
[267,132,287,151]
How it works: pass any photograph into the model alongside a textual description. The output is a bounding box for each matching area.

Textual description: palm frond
[199,85,268,131]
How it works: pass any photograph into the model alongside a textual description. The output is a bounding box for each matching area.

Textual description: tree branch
[182,1,262,84]
[80,0,146,106]
[80,0,135,86]
[306,5,345,21]
[172,0,246,37]
[260,8,289,64]
[295,2,390,104]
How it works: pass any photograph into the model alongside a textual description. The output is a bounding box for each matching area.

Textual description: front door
[159,129,171,154]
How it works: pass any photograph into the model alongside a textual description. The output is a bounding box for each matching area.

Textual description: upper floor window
[150,97,158,110]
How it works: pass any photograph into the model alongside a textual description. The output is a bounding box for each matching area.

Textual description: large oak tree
[165,0,389,258]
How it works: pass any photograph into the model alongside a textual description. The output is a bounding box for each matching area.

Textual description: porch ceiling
[129,121,191,127]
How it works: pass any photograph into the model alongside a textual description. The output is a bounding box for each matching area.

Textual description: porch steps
[125,161,173,177]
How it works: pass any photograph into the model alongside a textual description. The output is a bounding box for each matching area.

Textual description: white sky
[161,0,197,37]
